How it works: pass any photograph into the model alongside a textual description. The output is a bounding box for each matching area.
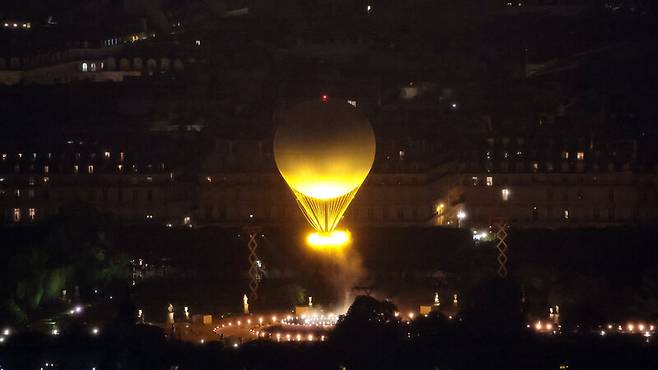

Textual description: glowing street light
[457,211,466,228]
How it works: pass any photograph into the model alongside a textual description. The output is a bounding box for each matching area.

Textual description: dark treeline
[1,292,658,369]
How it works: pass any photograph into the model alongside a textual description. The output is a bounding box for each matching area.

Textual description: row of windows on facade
[102,33,152,48]
[467,207,625,223]
[0,188,156,202]
[482,151,585,161]
[203,174,423,186]
[2,151,125,162]
[529,207,618,221]
[81,57,186,73]
[202,207,424,221]
[477,185,617,203]
[0,172,172,188]
[468,175,657,187]
[9,208,36,222]
[477,160,640,174]
[1,164,167,176]
[6,208,181,223]
[1,21,30,29]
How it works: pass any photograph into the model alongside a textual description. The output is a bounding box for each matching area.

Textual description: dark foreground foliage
[2,289,658,370]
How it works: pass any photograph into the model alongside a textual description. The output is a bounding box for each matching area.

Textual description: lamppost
[457,211,466,228]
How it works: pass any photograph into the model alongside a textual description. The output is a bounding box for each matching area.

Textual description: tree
[331,295,402,355]
[0,207,127,324]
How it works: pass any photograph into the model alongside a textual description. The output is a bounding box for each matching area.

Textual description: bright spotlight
[306,230,351,250]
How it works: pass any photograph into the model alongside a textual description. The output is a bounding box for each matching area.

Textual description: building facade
[2,136,657,229]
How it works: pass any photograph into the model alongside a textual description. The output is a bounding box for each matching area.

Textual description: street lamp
[457,211,466,228]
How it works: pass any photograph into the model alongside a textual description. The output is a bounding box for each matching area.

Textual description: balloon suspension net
[292,187,360,233]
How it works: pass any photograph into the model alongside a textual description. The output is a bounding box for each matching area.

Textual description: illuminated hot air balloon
[274,97,376,248]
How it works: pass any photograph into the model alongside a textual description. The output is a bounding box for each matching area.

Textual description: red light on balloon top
[321,94,329,103]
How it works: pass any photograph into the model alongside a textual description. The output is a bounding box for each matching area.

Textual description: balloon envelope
[274,99,376,200]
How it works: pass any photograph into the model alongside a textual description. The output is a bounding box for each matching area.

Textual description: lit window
[43,177,49,183]
[117,164,123,171]
[73,165,79,174]
[577,152,584,160]
[486,177,493,186]
[146,176,153,182]
[195,40,201,46]
[82,62,88,72]
[532,162,539,171]
[90,63,97,72]
[501,188,510,201]
[562,151,569,159]
[183,216,191,225]
[1,153,5,160]
[367,5,372,13]
[13,208,21,222]
[28,177,35,186]
[399,150,405,160]
[88,165,94,174]
[120,152,125,161]
[471,176,479,186]
[15,189,20,197]
[104,151,110,159]
[563,209,569,220]
[347,100,357,107]
[28,208,36,220]
[44,165,49,174]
